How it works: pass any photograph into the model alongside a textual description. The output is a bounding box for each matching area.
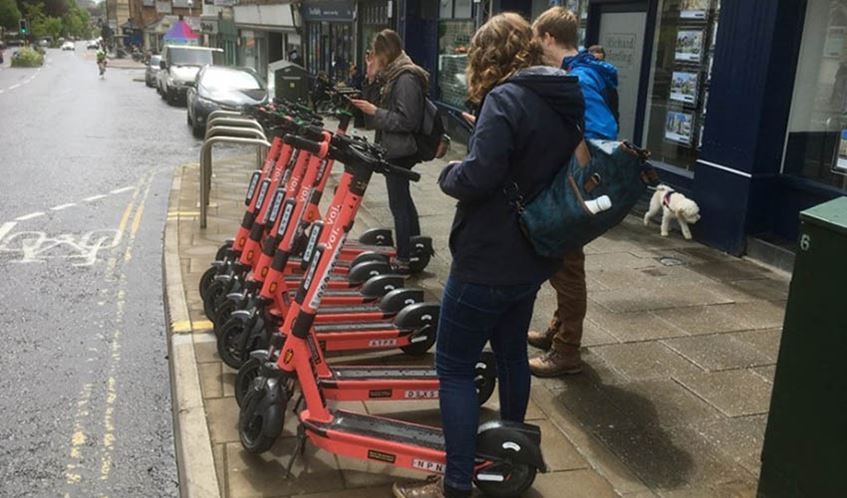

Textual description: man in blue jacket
[528,6,620,377]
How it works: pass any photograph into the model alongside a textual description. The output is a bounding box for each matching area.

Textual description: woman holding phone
[349,30,429,275]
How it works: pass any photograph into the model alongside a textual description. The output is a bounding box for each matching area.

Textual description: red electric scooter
[238,135,545,497]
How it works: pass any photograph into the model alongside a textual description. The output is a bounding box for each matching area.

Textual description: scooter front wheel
[235,352,267,407]
[474,462,537,498]
[199,266,217,301]
[203,279,227,318]
[216,242,232,261]
[218,318,249,369]
[239,384,283,454]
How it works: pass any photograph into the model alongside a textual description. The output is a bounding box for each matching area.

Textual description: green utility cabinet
[758,197,847,497]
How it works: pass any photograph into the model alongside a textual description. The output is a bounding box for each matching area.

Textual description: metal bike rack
[199,136,270,228]
[198,111,271,228]
[206,117,265,136]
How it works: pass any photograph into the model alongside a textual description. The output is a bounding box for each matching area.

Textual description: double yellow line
[64,171,155,490]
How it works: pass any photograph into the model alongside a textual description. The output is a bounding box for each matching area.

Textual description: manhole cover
[658,256,685,266]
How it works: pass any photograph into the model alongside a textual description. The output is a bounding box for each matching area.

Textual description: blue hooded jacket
[563,50,619,140]
[438,66,585,285]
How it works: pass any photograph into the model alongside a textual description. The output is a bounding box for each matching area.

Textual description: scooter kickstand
[285,424,307,479]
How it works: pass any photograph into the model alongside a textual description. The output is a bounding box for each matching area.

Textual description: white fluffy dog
[643,185,701,239]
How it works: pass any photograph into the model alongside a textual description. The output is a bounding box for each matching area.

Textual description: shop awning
[163,20,201,45]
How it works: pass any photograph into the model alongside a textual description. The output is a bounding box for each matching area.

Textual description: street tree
[0,0,22,30]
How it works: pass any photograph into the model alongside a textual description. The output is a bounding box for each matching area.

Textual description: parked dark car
[186,66,267,138]
[145,55,162,87]
[158,45,224,105]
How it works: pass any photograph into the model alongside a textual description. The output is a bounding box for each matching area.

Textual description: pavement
[164,122,789,497]
[0,47,202,496]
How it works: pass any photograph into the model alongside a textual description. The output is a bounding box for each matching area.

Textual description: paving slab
[591,342,703,382]
[662,334,774,371]
[590,283,734,313]
[650,305,750,336]
[525,469,618,498]
[690,414,767,477]
[589,309,687,343]
[675,369,774,418]
[225,440,344,498]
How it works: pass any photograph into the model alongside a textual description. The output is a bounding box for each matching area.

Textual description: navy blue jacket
[438,66,585,285]
[563,51,619,140]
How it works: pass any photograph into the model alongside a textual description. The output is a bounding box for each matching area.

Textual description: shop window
[641,0,720,172]
[782,0,847,190]
[437,18,474,109]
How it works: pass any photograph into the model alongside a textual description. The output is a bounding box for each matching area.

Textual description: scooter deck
[331,366,436,380]
[314,410,444,451]
[318,304,381,314]
[313,321,395,333]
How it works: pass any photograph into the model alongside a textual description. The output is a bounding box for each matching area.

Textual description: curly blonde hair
[466,13,543,105]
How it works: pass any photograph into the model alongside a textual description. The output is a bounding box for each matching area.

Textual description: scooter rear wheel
[474,463,537,498]
[400,325,436,356]
[475,351,497,405]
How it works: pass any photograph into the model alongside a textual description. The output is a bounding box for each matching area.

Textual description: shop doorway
[588,1,651,142]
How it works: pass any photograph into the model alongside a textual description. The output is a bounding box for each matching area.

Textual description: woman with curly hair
[392,12,585,498]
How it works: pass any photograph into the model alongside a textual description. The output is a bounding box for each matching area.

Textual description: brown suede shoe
[529,346,583,377]
[527,319,559,350]
[393,476,446,498]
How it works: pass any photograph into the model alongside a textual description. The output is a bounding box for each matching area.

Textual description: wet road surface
[0,44,201,497]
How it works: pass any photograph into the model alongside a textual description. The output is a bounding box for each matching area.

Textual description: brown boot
[527,319,560,350]
[393,476,446,498]
[529,345,583,377]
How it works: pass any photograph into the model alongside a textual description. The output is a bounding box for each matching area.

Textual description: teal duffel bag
[506,140,658,259]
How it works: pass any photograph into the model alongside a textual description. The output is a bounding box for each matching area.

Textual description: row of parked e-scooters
[198,96,547,497]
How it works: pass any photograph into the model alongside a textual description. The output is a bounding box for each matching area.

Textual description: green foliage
[11,46,44,67]
[18,1,90,40]
[0,0,21,30]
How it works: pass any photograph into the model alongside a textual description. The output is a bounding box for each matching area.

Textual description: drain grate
[658,256,685,267]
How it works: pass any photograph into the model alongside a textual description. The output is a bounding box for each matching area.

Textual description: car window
[201,69,265,91]
[167,48,221,66]
[150,55,162,67]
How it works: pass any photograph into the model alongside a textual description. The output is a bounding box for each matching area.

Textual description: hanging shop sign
[301,0,355,22]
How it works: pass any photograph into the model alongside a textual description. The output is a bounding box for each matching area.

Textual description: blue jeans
[385,157,420,261]
[436,275,541,493]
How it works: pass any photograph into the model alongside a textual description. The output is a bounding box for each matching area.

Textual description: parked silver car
[145,55,162,88]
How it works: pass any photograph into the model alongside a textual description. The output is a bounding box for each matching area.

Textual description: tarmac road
[0,44,200,497]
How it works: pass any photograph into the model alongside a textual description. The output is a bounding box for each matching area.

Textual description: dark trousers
[384,157,420,260]
[549,249,587,350]
[436,275,541,492]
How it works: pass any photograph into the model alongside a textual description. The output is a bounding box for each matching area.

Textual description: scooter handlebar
[283,134,323,154]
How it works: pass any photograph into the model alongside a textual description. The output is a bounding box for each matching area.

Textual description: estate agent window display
[642,0,720,172]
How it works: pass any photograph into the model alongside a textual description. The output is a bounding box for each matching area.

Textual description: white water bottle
[585,195,612,215]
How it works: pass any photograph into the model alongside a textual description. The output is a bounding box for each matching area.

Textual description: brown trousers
[549,249,587,351]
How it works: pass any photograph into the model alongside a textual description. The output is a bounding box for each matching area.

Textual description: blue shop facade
[298,0,846,258]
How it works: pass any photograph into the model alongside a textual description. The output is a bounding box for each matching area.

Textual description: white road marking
[109,186,135,195]
[0,229,120,266]
[0,222,16,243]
[51,203,77,211]
[9,84,20,90]
[83,194,108,202]
[15,211,45,221]
[0,90,4,94]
